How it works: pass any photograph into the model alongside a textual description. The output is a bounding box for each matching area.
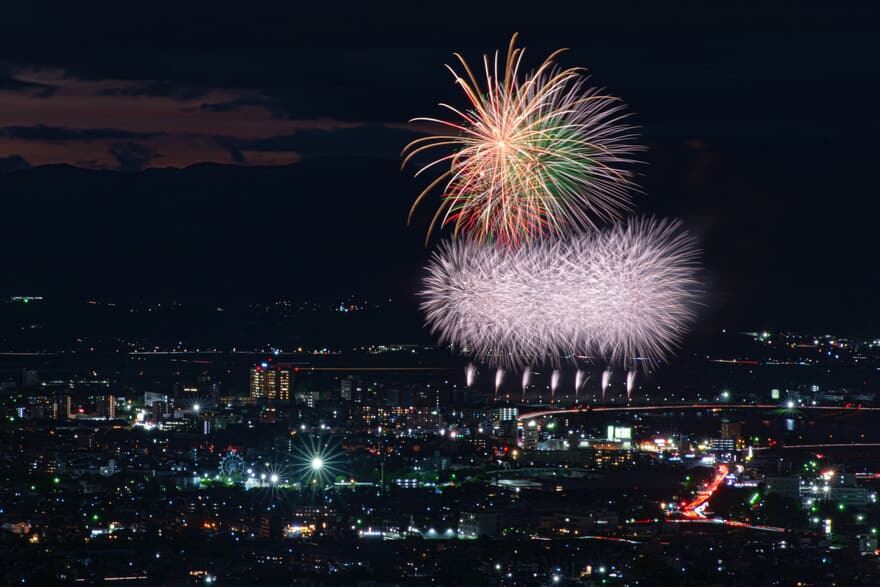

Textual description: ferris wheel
[218,452,245,477]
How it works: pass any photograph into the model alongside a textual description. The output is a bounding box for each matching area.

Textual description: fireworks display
[405,35,704,397]
[465,363,477,387]
[521,366,532,401]
[403,33,641,245]
[626,370,637,400]
[494,367,504,400]
[574,369,587,397]
[420,217,701,369]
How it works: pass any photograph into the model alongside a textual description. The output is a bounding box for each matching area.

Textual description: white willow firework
[403,33,641,245]
[420,217,701,368]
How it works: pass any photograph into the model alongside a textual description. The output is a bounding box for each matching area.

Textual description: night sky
[0,5,879,334]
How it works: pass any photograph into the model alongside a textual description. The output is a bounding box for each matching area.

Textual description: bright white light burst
[420,217,702,368]
[291,435,344,489]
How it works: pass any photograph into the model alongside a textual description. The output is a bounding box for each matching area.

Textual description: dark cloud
[227,125,421,160]
[30,85,56,98]
[0,124,165,141]
[198,95,279,113]
[99,80,209,100]
[0,154,30,174]
[108,141,157,172]
[0,65,56,97]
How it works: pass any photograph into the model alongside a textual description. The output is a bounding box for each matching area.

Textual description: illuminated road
[665,518,785,533]
[516,403,880,421]
[657,463,787,533]
[681,464,729,519]
[294,367,454,372]
[754,442,880,451]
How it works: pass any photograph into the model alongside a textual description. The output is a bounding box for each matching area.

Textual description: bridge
[516,403,880,421]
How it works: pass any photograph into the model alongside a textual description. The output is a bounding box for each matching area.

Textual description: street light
[269,473,279,484]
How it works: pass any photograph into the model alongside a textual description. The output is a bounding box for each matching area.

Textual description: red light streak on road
[660,464,788,533]
[516,403,880,421]
[680,464,729,519]
[664,518,786,533]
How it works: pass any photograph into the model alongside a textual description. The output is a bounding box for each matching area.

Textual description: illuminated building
[249,362,291,401]
[605,425,632,448]
[496,407,518,421]
[159,419,189,432]
[259,514,283,539]
[591,448,635,468]
[151,401,167,423]
[295,389,320,408]
[250,365,267,398]
[52,395,72,420]
[390,406,440,428]
[523,422,540,450]
[708,438,736,454]
[458,512,502,539]
[340,378,353,400]
[720,421,742,440]
[97,395,116,419]
[829,473,869,506]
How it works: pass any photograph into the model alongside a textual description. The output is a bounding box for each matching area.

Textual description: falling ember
[574,369,586,404]
[465,363,477,387]
[550,369,560,404]
[626,370,636,402]
[521,366,531,402]
[495,368,505,401]
[601,369,611,402]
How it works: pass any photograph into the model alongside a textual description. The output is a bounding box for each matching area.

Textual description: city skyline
[2,5,880,586]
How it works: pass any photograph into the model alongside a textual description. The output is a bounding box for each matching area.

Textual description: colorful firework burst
[403,33,642,245]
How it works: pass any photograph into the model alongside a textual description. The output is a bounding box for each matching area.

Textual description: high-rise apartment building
[97,395,116,419]
[250,362,291,401]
